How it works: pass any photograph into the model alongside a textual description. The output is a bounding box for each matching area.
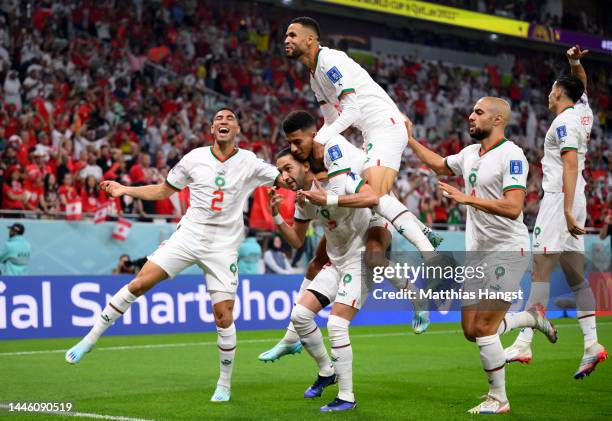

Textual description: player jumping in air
[271,146,385,412]
[505,46,608,378]
[258,111,433,363]
[65,108,283,403]
[408,97,558,414]
[283,17,442,253]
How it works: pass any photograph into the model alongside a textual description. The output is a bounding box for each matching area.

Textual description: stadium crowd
[0,0,610,230]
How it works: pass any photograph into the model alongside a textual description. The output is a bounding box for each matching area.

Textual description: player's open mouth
[218,127,230,134]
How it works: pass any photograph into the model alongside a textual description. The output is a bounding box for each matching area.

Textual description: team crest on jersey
[510,160,522,175]
[328,145,343,161]
[326,66,343,84]
[556,125,567,141]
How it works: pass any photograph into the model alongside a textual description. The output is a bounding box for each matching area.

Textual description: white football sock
[374,195,434,253]
[84,285,137,345]
[291,304,334,377]
[497,311,536,336]
[281,278,313,345]
[476,334,507,403]
[281,322,300,345]
[515,282,550,345]
[216,323,236,389]
[572,282,598,349]
[328,315,354,403]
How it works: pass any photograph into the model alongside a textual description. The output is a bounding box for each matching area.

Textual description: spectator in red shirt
[58,173,80,211]
[81,175,101,213]
[3,169,26,210]
[25,175,47,213]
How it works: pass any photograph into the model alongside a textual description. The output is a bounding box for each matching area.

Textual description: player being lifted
[271,146,385,412]
[258,110,433,363]
[65,108,283,403]
[284,17,442,253]
[505,46,608,378]
[408,97,558,414]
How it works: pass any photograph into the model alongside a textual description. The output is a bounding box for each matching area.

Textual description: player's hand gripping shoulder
[298,179,327,206]
[99,180,127,198]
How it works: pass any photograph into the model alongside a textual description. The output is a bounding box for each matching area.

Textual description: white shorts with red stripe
[532,191,586,254]
[308,257,373,310]
[362,114,408,172]
[147,223,238,293]
[461,251,530,307]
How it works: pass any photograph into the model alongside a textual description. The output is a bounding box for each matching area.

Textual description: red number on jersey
[211,190,224,211]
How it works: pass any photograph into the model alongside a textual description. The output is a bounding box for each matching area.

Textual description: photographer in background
[112,254,147,274]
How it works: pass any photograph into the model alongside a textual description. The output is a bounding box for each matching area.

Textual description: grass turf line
[0,320,610,420]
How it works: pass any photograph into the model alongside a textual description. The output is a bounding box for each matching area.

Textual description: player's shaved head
[478,97,511,126]
[468,97,511,141]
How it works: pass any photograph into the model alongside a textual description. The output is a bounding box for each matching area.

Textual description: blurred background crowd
[0,0,610,240]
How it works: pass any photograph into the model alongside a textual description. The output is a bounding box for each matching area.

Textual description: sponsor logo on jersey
[556,125,567,141]
[328,144,343,161]
[510,160,523,175]
[326,66,343,84]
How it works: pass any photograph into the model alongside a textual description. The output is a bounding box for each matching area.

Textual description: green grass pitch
[1,319,610,420]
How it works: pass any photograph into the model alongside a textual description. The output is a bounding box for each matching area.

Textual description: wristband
[569,59,580,66]
[273,213,284,225]
[326,194,339,206]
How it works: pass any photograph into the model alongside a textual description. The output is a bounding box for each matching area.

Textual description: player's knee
[473,318,496,338]
[462,326,476,342]
[128,276,149,297]
[327,315,350,343]
[290,304,314,327]
[364,250,386,269]
[212,302,234,328]
[214,311,233,329]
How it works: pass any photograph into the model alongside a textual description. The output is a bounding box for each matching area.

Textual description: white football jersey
[445,139,530,252]
[541,94,593,193]
[295,181,371,267]
[166,146,279,250]
[310,47,403,134]
[323,134,368,177]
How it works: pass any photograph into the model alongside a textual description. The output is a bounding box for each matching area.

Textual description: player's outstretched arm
[269,188,308,248]
[438,181,524,220]
[567,45,589,93]
[405,119,451,176]
[99,180,176,201]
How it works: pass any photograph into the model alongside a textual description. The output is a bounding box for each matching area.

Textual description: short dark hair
[213,107,238,120]
[275,147,294,161]
[290,17,320,39]
[555,75,584,103]
[282,110,317,134]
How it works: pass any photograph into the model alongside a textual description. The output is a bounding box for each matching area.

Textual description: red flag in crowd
[112,218,132,241]
[94,204,109,224]
[65,201,83,221]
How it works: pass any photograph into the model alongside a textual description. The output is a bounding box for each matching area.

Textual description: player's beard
[285,48,304,60]
[470,127,490,141]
